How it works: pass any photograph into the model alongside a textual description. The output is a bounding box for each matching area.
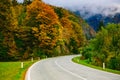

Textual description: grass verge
[72,56,120,75]
[0,61,36,80]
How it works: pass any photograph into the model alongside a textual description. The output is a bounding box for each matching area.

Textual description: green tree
[85,23,120,70]
[97,20,104,31]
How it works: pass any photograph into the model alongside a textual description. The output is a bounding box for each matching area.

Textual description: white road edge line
[55,60,87,80]
[25,61,40,80]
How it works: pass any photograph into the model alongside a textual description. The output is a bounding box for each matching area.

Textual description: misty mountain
[75,11,120,31]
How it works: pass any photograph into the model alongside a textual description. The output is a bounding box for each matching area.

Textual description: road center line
[55,60,87,80]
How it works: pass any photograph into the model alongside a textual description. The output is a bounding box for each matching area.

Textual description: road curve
[25,55,120,80]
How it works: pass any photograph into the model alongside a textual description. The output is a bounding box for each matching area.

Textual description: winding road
[25,55,120,80]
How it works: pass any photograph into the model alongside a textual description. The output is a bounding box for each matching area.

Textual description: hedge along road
[25,55,120,80]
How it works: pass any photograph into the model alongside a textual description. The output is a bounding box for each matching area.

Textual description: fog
[17,0,23,3]
[43,0,120,18]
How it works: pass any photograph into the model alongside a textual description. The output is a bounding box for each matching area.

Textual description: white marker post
[103,62,105,69]
[31,57,33,62]
[21,62,24,68]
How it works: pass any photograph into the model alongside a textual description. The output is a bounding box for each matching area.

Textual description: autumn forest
[0,0,87,61]
[0,0,120,71]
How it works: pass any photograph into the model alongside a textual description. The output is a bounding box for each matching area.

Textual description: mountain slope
[74,11,120,31]
[86,13,120,31]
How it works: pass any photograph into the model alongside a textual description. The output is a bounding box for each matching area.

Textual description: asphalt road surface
[25,55,120,80]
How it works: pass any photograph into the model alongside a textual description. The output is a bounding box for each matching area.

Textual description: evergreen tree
[12,0,18,6]
[97,20,104,31]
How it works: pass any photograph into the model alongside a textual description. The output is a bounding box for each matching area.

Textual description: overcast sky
[18,0,120,17]
[43,0,120,17]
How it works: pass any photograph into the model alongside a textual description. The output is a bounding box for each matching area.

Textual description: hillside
[0,0,95,61]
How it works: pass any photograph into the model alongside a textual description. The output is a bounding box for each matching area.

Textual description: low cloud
[43,0,120,18]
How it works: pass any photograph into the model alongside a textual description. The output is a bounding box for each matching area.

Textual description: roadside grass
[72,56,120,75]
[0,61,36,80]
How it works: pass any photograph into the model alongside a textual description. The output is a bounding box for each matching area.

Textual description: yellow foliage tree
[0,0,19,59]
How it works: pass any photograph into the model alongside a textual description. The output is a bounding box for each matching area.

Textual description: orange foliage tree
[25,0,61,56]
